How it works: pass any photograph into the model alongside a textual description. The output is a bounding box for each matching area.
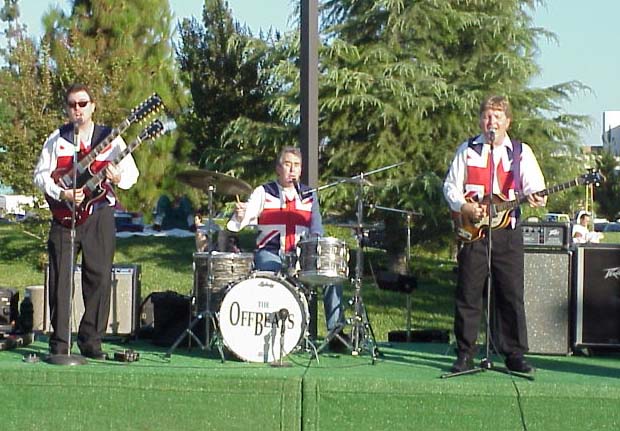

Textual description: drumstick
[235,195,240,203]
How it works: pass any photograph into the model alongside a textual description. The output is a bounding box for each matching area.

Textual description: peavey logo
[604,267,620,280]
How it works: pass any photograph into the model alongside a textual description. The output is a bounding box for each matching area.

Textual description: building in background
[602,111,620,156]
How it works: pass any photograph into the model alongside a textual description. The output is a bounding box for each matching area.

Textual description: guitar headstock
[579,169,604,187]
[138,119,165,141]
[128,93,164,124]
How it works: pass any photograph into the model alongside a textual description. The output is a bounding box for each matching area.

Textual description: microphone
[293,180,305,200]
[488,127,496,144]
[278,308,289,336]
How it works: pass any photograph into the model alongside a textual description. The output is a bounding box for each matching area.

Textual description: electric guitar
[452,170,603,243]
[48,119,165,227]
[50,93,163,192]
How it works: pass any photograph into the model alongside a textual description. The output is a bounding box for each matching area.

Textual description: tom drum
[297,237,349,285]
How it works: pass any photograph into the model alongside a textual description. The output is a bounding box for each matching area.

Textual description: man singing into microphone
[443,95,546,373]
[227,146,346,350]
[34,83,139,360]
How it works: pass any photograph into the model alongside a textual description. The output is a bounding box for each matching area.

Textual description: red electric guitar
[48,119,165,227]
[46,94,163,226]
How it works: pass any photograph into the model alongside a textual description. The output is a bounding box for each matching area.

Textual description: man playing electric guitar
[34,83,139,361]
[443,95,546,375]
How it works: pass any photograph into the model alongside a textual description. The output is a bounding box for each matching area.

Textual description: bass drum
[218,272,308,363]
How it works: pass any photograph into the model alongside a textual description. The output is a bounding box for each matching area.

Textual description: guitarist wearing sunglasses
[34,83,140,361]
[443,95,547,374]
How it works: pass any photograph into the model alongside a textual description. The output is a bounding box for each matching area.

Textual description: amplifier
[521,222,570,249]
[0,288,19,334]
[523,250,572,354]
[573,245,620,348]
[44,264,141,336]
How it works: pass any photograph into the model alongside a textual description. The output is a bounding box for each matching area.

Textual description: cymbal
[177,170,253,196]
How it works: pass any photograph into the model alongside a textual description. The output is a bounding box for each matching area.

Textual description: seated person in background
[153,194,196,231]
[572,210,603,244]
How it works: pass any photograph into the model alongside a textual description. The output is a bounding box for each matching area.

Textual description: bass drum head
[218,272,308,363]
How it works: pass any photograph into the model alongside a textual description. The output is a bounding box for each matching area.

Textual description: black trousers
[47,206,115,353]
[453,227,528,357]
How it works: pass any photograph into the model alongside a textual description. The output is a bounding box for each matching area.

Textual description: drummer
[226,146,347,351]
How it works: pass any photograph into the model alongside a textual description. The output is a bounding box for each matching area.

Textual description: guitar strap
[511,139,522,221]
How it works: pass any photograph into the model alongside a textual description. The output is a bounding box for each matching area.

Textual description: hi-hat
[177,170,252,196]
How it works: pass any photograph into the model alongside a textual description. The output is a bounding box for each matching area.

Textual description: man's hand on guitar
[526,192,546,208]
[461,201,487,223]
[105,165,121,185]
[62,188,85,205]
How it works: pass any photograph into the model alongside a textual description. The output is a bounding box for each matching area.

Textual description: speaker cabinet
[523,249,572,354]
[574,245,620,348]
[44,264,141,336]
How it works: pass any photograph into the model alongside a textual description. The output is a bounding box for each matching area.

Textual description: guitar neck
[75,118,132,171]
[494,177,585,213]
[83,132,146,192]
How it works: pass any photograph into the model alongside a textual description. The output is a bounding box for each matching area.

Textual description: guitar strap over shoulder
[511,139,522,220]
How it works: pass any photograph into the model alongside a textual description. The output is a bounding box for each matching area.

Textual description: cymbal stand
[318,172,380,361]
[370,205,422,341]
[165,183,224,361]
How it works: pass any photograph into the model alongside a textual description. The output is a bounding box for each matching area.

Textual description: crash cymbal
[177,170,253,196]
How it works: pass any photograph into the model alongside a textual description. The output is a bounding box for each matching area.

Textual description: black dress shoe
[81,349,108,360]
[505,355,534,373]
[451,354,474,373]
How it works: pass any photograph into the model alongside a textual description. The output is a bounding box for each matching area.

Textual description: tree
[0,1,59,197]
[222,0,589,271]
[40,0,186,216]
[176,0,276,194]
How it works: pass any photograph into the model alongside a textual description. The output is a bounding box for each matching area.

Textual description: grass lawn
[3,219,617,341]
[0,220,456,341]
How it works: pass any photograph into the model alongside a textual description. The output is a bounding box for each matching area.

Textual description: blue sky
[16,1,620,147]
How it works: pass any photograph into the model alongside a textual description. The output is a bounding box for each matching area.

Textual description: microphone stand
[270,308,292,367]
[46,123,87,365]
[370,205,422,341]
[442,132,532,380]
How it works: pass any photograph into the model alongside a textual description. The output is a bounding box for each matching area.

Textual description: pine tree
[176,0,277,191]
[221,0,589,270]
[37,0,185,216]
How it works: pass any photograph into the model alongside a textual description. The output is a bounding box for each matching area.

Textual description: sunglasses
[67,100,90,109]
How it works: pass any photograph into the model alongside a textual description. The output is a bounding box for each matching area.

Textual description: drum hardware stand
[370,204,422,342]
[441,137,533,381]
[46,123,87,366]
[165,183,225,362]
[314,163,403,361]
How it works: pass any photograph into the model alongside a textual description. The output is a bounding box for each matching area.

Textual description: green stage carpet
[1,338,620,430]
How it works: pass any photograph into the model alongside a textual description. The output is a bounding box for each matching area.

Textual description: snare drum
[193,252,254,312]
[297,237,349,285]
[218,272,309,363]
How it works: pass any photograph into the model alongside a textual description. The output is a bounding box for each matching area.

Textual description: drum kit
[165,162,404,364]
